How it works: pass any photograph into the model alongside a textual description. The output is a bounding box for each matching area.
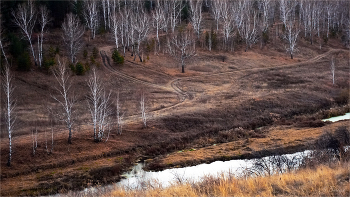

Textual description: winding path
[99,47,346,123]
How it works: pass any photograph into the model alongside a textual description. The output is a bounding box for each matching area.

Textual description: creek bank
[145,144,308,172]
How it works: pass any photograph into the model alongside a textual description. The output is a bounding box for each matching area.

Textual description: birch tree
[83,0,99,40]
[51,57,75,144]
[110,9,120,49]
[221,0,235,50]
[283,2,299,59]
[167,29,196,73]
[120,7,131,56]
[140,92,147,128]
[152,0,166,53]
[324,1,334,38]
[133,11,150,62]
[37,5,51,68]
[239,4,259,52]
[101,0,112,30]
[62,13,85,63]
[189,0,203,38]
[87,68,112,142]
[210,0,222,31]
[3,66,16,167]
[12,0,37,66]
[260,0,272,33]
[168,0,183,33]
[116,91,123,135]
[0,13,9,66]
[87,68,103,142]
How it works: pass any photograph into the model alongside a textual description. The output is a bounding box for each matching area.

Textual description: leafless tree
[279,0,289,25]
[167,29,196,73]
[132,11,150,62]
[12,0,37,66]
[301,0,311,38]
[3,66,16,167]
[239,3,259,52]
[120,7,131,56]
[330,56,335,85]
[110,8,120,49]
[221,0,235,50]
[189,0,203,38]
[101,0,113,30]
[83,0,99,40]
[140,92,147,128]
[152,0,166,53]
[128,11,136,57]
[168,0,183,33]
[37,5,51,68]
[260,0,272,34]
[87,68,112,142]
[282,1,299,59]
[97,91,112,141]
[45,123,54,154]
[51,57,75,144]
[87,68,103,141]
[116,91,123,135]
[258,0,273,47]
[0,13,9,66]
[324,1,335,39]
[210,0,222,31]
[62,13,85,63]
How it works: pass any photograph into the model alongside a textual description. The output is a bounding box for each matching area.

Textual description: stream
[77,113,349,194]
[322,112,350,122]
[115,150,311,190]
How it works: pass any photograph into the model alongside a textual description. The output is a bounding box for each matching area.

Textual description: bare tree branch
[62,13,84,63]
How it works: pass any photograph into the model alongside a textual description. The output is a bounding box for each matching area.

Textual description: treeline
[1,0,350,71]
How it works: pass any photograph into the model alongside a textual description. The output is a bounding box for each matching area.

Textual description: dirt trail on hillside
[99,46,346,124]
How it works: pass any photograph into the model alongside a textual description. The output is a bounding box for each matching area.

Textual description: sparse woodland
[0,0,349,196]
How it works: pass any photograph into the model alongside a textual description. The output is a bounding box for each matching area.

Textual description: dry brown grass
[109,163,350,197]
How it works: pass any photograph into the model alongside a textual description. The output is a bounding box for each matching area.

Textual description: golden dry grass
[108,163,350,197]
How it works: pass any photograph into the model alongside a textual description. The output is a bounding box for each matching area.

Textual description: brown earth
[0,28,349,196]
